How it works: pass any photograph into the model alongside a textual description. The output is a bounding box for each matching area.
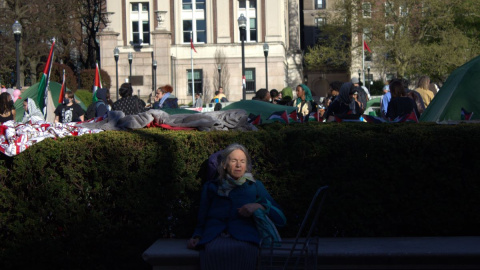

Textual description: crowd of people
[0,74,440,126]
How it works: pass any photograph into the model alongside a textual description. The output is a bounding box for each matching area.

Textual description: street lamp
[153,60,157,101]
[357,69,361,84]
[218,65,221,89]
[367,65,371,92]
[12,21,22,89]
[263,43,269,91]
[114,47,119,100]
[238,14,247,100]
[128,52,133,83]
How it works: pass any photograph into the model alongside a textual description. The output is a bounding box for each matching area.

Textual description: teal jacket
[193,180,286,246]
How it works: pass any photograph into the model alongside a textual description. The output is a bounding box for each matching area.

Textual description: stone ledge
[142,237,480,270]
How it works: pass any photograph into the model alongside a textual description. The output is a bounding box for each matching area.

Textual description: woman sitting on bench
[187,143,286,270]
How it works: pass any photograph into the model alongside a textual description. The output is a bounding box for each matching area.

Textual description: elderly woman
[294,84,317,121]
[187,143,286,270]
[0,92,16,123]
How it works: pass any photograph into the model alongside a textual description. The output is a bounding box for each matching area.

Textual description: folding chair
[258,186,329,270]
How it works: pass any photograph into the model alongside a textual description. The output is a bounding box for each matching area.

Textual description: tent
[14,82,87,122]
[420,55,480,122]
[221,100,296,124]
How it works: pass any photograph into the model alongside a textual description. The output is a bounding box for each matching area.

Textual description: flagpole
[362,33,365,85]
[191,31,195,106]
[44,37,56,118]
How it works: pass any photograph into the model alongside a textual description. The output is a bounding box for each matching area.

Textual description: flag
[308,111,323,122]
[289,110,298,122]
[364,40,372,53]
[267,110,289,123]
[248,113,262,125]
[92,63,102,102]
[461,108,473,120]
[190,32,197,53]
[363,114,387,123]
[37,39,55,113]
[395,111,419,123]
[58,69,66,104]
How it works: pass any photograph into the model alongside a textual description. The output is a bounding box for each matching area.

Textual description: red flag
[190,32,197,53]
[364,40,372,53]
[58,70,66,104]
[92,63,102,102]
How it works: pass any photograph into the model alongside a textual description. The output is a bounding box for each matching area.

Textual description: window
[238,0,257,42]
[362,2,371,18]
[385,2,394,17]
[131,2,150,45]
[187,69,203,96]
[385,24,394,40]
[182,0,206,43]
[315,0,326,9]
[245,68,256,93]
[315,17,326,28]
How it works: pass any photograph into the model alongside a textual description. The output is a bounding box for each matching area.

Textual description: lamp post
[263,43,269,91]
[367,65,371,93]
[128,52,133,83]
[114,47,119,100]
[238,14,247,100]
[153,60,157,92]
[358,69,361,84]
[12,21,22,89]
[218,65,221,89]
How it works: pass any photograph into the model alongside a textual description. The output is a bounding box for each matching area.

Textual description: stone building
[99,0,304,104]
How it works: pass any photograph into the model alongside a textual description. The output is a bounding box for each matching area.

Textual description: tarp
[420,55,480,122]
[221,100,296,124]
[14,82,87,122]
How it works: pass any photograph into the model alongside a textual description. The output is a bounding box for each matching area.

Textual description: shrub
[1,123,480,268]
[37,63,77,91]
[79,68,112,91]
[75,89,93,108]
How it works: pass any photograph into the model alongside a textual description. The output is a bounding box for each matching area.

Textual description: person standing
[293,84,317,122]
[54,91,85,123]
[415,76,434,108]
[194,93,203,108]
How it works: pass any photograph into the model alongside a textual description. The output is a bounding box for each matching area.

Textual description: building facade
[301,0,351,98]
[99,0,304,104]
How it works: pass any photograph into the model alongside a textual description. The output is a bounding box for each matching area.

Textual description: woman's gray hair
[216,143,252,180]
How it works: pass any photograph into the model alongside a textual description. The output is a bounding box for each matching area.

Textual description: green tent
[14,82,87,122]
[221,100,296,124]
[420,55,480,122]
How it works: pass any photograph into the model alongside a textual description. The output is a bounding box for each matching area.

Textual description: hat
[351,77,359,84]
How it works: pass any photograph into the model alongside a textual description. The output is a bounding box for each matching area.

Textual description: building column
[98,30,120,100]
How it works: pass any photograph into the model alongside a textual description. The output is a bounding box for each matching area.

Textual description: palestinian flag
[289,110,298,122]
[92,63,102,102]
[37,39,55,113]
[248,113,262,125]
[58,69,66,104]
[267,110,289,123]
[461,108,473,120]
[308,111,323,122]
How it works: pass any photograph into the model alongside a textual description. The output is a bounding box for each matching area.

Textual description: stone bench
[142,237,480,270]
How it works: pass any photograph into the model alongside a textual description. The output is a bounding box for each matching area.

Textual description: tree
[77,0,107,69]
[306,0,480,83]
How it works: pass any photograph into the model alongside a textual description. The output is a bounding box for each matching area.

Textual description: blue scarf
[217,173,255,197]
[159,92,171,108]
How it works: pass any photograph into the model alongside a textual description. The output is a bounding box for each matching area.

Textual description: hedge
[1,122,480,269]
